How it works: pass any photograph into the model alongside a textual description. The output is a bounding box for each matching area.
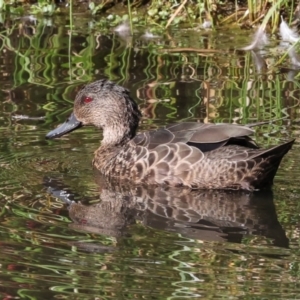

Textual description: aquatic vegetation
[0,0,297,29]
[0,5,299,299]
[241,18,300,70]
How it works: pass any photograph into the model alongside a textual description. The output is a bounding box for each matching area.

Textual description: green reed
[0,0,297,31]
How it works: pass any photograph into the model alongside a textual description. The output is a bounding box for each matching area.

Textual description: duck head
[46,80,141,146]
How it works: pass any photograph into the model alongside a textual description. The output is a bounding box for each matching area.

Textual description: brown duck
[46,79,294,191]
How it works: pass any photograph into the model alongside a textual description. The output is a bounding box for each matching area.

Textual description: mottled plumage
[46,79,294,191]
[45,176,288,247]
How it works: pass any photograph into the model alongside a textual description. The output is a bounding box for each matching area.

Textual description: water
[0,15,300,299]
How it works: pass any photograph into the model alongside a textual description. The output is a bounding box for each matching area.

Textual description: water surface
[0,15,300,299]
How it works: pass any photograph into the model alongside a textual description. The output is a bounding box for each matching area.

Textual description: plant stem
[166,0,188,28]
[127,0,133,35]
[68,0,73,81]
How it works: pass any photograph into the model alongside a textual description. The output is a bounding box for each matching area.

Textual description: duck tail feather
[253,139,295,189]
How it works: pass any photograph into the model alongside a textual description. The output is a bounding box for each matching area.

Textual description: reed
[127,0,133,35]
[0,0,297,30]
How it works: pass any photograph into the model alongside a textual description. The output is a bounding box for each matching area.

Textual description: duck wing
[205,139,294,161]
[126,123,294,190]
[132,122,257,151]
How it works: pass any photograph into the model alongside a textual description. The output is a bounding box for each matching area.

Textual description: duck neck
[100,103,141,148]
[94,125,135,174]
[101,124,136,148]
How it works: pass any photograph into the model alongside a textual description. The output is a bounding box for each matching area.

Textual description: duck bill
[46,113,82,139]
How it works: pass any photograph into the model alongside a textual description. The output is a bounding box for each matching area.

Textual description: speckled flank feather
[94,135,293,191]
[47,79,295,191]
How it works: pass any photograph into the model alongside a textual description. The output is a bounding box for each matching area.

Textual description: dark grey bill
[46,113,82,139]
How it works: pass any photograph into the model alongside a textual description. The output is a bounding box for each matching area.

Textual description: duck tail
[253,139,295,189]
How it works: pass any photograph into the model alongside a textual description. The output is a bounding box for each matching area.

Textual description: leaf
[89,2,95,11]
[0,0,5,10]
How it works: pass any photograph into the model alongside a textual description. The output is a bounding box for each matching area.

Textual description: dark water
[0,15,300,299]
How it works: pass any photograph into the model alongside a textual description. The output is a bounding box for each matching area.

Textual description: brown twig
[166,0,188,28]
[159,47,222,54]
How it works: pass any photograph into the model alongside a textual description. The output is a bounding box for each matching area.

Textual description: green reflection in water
[0,15,299,300]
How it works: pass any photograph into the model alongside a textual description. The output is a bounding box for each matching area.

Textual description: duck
[46,79,294,191]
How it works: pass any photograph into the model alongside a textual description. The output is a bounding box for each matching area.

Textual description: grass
[0,0,297,31]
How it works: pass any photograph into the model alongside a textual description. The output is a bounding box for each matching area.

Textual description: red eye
[83,96,93,103]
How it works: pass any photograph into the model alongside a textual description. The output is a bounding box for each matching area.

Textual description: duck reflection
[45,174,288,249]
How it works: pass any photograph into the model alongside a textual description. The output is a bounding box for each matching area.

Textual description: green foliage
[0,0,297,29]
[0,11,299,299]
[0,0,25,14]
[89,1,105,15]
[31,0,56,15]
[0,0,5,11]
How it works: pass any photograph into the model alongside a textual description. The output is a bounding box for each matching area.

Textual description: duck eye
[83,96,93,104]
